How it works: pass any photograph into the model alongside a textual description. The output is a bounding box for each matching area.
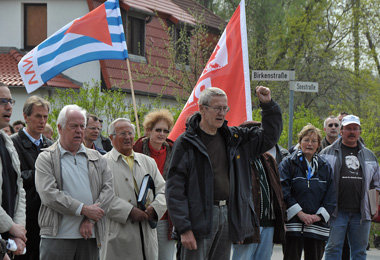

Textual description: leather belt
[214,200,227,206]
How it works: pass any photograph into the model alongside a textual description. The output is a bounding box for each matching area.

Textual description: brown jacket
[244,152,286,244]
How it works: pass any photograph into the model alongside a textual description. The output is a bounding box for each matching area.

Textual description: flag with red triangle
[168,0,252,141]
[18,0,128,93]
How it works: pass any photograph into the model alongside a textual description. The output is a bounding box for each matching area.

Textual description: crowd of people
[0,83,379,260]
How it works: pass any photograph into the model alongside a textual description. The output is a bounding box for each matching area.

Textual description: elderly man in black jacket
[166,86,282,260]
[11,96,52,260]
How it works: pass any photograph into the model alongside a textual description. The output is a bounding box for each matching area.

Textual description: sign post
[252,70,319,150]
[252,70,296,149]
[287,81,319,149]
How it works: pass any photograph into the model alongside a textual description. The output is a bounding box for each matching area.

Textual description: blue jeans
[232,226,274,260]
[325,211,371,260]
[157,219,176,260]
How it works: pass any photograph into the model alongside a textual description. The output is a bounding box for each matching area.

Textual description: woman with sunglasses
[133,109,175,260]
[279,124,336,260]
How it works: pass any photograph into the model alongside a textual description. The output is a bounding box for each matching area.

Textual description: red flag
[169,0,251,141]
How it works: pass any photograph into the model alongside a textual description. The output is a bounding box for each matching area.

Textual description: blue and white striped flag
[18,0,128,93]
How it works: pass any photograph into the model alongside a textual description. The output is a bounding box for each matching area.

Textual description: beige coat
[35,142,114,247]
[0,130,26,233]
[101,149,166,260]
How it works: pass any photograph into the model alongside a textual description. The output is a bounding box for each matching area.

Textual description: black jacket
[279,151,336,240]
[166,100,282,243]
[11,129,53,219]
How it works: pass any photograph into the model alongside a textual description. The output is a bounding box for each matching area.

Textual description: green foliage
[45,81,128,139]
[252,104,323,149]
[45,81,184,139]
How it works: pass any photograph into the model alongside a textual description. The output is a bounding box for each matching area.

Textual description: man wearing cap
[321,115,380,260]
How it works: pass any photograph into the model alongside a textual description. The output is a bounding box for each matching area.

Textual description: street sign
[289,81,318,92]
[252,70,295,81]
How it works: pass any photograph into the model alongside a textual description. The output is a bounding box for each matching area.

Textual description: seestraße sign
[289,81,319,92]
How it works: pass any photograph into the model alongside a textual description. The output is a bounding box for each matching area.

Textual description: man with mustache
[321,115,380,260]
[35,105,114,260]
[321,116,340,149]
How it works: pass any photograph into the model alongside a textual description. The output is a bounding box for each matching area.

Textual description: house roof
[0,48,81,90]
[122,0,224,30]
[88,0,225,31]
[87,0,222,97]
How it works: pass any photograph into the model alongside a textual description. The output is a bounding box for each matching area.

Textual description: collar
[121,150,135,160]
[23,128,43,145]
[110,148,143,165]
[58,142,87,157]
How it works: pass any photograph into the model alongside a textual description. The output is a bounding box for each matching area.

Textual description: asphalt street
[270,244,380,260]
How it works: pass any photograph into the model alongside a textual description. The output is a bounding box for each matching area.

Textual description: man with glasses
[35,105,114,260]
[0,86,26,258]
[321,115,380,260]
[166,86,282,260]
[11,96,52,260]
[83,114,106,155]
[101,118,166,260]
[321,116,340,149]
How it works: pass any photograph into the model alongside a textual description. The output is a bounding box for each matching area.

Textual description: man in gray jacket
[35,105,114,260]
[0,86,26,258]
[321,115,380,260]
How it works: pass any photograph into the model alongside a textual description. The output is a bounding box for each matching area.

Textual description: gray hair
[57,105,87,130]
[23,95,50,116]
[323,116,340,128]
[198,87,227,106]
[108,118,136,135]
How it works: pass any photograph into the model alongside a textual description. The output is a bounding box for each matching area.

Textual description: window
[121,9,145,56]
[24,4,47,50]
[168,21,191,65]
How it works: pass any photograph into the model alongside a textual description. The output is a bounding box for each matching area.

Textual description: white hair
[198,87,227,106]
[323,116,340,128]
[57,105,87,131]
[108,118,135,136]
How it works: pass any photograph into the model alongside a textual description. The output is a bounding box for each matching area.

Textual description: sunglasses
[328,123,339,127]
[154,128,170,134]
[0,98,15,106]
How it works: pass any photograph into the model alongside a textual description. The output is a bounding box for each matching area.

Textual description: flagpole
[126,58,141,138]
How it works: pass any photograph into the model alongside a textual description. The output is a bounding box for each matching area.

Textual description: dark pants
[14,217,40,260]
[180,205,230,260]
[40,238,98,260]
[283,235,325,260]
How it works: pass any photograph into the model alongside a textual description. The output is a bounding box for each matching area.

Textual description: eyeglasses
[328,123,339,128]
[302,138,319,144]
[0,98,15,106]
[204,105,230,113]
[154,128,170,134]
[112,131,134,137]
[87,126,101,131]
